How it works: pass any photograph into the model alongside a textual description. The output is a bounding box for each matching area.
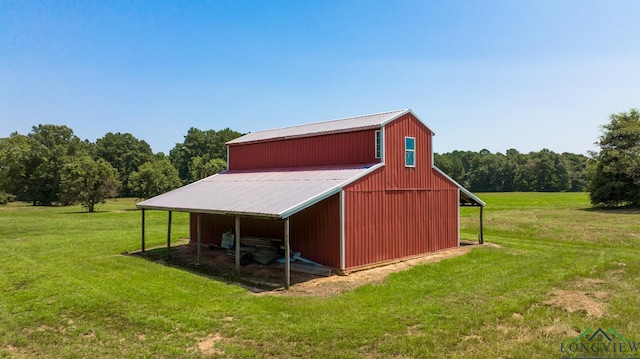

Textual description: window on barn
[405,137,415,167]
[375,130,382,159]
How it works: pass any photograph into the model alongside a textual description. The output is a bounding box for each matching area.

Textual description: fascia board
[380,108,436,136]
[136,204,281,219]
[379,108,410,126]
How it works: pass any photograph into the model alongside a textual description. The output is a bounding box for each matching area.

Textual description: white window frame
[375,130,382,159]
[405,136,416,167]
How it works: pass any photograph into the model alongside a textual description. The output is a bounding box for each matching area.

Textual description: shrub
[0,191,16,204]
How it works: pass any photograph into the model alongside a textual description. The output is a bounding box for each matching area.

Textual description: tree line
[435,108,639,207]
[0,125,241,211]
[1,108,638,210]
[434,149,588,192]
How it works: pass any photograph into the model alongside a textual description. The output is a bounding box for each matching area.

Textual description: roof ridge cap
[244,109,408,135]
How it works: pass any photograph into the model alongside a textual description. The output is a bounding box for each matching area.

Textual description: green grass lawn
[1,193,639,358]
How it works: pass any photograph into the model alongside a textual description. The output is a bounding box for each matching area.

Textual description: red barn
[137,109,484,286]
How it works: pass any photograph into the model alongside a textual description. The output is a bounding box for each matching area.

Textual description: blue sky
[1,1,639,155]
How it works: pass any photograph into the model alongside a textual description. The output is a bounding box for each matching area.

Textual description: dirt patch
[197,333,224,356]
[136,241,488,297]
[263,244,482,297]
[575,278,606,287]
[543,286,609,318]
[540,317,579,338]
[2,345,25,357]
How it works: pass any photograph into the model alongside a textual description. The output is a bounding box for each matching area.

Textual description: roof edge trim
[381,108,436,136]
[379,108,410,126]
[432,165,486,207]
[227,125,382,146]
[135,205,281,219]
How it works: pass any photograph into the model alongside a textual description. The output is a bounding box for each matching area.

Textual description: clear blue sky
[1,0,639,155]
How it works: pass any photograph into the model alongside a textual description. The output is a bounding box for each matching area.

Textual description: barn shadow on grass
[126,243,323,293]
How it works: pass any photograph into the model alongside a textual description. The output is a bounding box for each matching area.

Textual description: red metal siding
[188,193,340,268]
[343,113,460,269]
[290,193,340,268]
[228,129,380,170]
[189,214,283,245]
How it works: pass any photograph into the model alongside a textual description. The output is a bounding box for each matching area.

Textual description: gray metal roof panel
[227,109,410,145]
[136,165,376,217]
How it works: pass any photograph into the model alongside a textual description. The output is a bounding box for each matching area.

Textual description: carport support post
[141,209,145,254]
[284,217,290,290]
[479,206,484,244]
[167,211,172,257]
[235,216,241,275]
[196,213,201,265]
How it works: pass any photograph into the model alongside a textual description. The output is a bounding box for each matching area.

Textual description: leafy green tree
[23,125,89,205]
[523,149,569,192]
[129,157,182,198]
[0,133,30,199]
[588,109,640,207]
[434,152,466,186]
[505,149,529,191]
[95,132,153,196]
[468,150,511,192]
[561,152,588,192]
[59,156,120,212]
[169,127,241,183]
[189,156,227,181]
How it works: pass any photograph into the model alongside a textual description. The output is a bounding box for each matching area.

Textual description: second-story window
[375,130,382,159]
[405,137,415,167]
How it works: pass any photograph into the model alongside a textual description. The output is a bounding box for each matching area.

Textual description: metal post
[141,209,146,254]
[167,211,172,257]
[479,206,484,244]
[339,190,345,271]
[284,217,290,290]
[196,213,201,265]
[235,216,241,275]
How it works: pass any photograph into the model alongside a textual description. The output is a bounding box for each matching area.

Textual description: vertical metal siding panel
[190,213,235,245]
[228,130,380,170]
[343,113,460,269]
[344,168,385,268]
[290,193,340,268]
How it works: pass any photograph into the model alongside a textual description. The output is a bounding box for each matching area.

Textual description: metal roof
[137,164,382,218]
[433,166,486,207]
[227,109,411,145]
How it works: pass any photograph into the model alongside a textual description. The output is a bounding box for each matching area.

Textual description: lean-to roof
[136,164,381,218]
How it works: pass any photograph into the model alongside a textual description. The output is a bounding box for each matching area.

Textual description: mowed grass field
[1,193,639,358]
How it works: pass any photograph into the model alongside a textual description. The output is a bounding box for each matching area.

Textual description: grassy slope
[0,194,639,358]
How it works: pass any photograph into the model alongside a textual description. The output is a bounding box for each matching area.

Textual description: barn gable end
[343,112,460,268]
